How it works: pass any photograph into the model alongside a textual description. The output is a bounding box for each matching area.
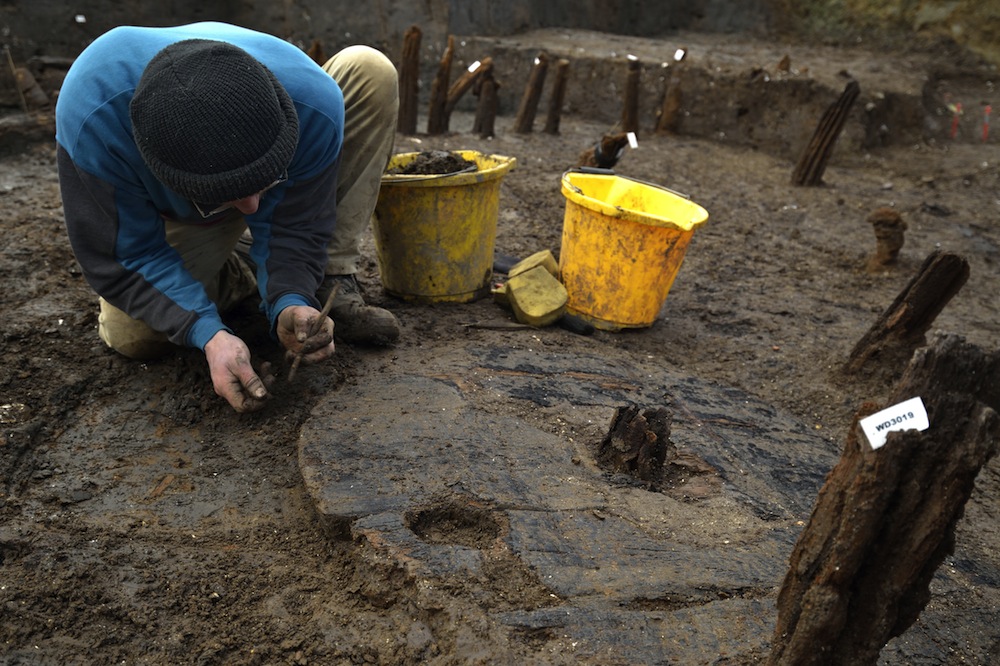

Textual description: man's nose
[233,193,261,215]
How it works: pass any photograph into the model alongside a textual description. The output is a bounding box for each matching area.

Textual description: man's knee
[98,298,175,361]
[324,46,399,110]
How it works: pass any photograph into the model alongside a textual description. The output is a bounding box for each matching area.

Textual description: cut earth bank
[2,26,1000,666]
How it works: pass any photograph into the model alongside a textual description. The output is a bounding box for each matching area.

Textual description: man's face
[193,170,288,218]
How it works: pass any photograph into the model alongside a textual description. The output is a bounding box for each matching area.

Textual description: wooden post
[444,56,492,119]
[865,207,908,273]
[305,39,327,67]
[791,80,860,186]
[621,55,641,134]
[513,52,550,134]
[473,66,499,139]
[655,47,687,135]
[845,250,970,375]
[397,25,422,135]
[577,133,629,169]
[769,333,1000,666]
[595,405,674,490]
[426,35,454,135]
[543,58,570,134]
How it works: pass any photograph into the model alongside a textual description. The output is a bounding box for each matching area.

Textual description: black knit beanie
[130,39,299,203]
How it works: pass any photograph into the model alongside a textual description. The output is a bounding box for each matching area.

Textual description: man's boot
[318,274,400,346]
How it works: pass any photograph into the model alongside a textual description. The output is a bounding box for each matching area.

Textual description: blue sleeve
[245,101,343,336]
[57,146,229,350]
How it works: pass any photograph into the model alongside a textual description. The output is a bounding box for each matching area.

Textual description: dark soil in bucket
[390,149,477,175]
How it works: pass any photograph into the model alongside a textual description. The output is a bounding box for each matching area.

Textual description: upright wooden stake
[444,56,492,118]
[305,39,327,67]
[769,333,1000,666]
[621,55,641,134]
[577,133,629,169]
[473,66,499,139]
[514,52,550,134]
[845,250,970,375]
[655,47,687,135]
[543,58,570,135]
[4,46,29,114]
[791,80,860,186]
[865,207,908,273]
[397,25,422,135]
[426,35,454,135]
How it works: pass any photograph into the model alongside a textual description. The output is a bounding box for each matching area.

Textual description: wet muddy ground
[2,30,1000,665]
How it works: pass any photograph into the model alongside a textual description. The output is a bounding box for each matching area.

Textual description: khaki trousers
[99,45,399,359]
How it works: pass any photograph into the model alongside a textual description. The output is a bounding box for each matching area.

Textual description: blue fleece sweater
[56,22,343,350]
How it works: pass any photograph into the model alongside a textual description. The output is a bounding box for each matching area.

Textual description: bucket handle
[564,166,691,200]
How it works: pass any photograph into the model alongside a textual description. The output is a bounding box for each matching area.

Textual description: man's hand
[276,305,335,365]
[205,330,274,413]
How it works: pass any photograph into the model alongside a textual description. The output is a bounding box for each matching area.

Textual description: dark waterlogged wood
[791,80,860,186]
[595,405,674,489]
[305,39,326,67]
[655,49,686,135]
[514,52,550,134]
[445,56,492,119]
[621,56,641,134]
[397,25,422,135]
[846,250,970,374]
[865,207,908,272]
[577,133,630,169]
[543,59,570,134]
[473,65,499,138]
[426,35,454,135]
[769,334,1000,665]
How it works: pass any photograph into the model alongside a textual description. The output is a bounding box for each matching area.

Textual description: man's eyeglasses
[193,170,288,218]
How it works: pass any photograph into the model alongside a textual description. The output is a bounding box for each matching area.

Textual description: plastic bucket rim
[561,171,708,231]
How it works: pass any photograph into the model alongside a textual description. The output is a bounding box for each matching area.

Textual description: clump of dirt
[390,149,478,175]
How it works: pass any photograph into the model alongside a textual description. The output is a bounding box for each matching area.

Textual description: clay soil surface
[3,33,1000,665]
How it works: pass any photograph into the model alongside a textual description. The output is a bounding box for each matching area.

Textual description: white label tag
[859,396,929,450]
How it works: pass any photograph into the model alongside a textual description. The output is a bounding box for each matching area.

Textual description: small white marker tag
[627,132,638,149]
[859,396,929,450]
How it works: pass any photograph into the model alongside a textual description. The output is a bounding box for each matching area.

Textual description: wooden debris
[577,132,630,169]
[472,65,499,139]
[544,58,570,134]
[791,80,860,186]
[595,405,674,489]
[305,39,327,67]
[769,334,1000,666]
[426,35,455,135]
[865,207,907,272]
[4,46,29,113]
[621,56,641,134]
[513,51,550,134]
[146,473,176,500]
[845,250,969,375]
[397,25,422,135]
[655,48,687,135]
[445,56,492,119]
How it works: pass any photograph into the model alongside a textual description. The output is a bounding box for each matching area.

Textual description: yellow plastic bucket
[373,150,516,303]
[559,170,708,330]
